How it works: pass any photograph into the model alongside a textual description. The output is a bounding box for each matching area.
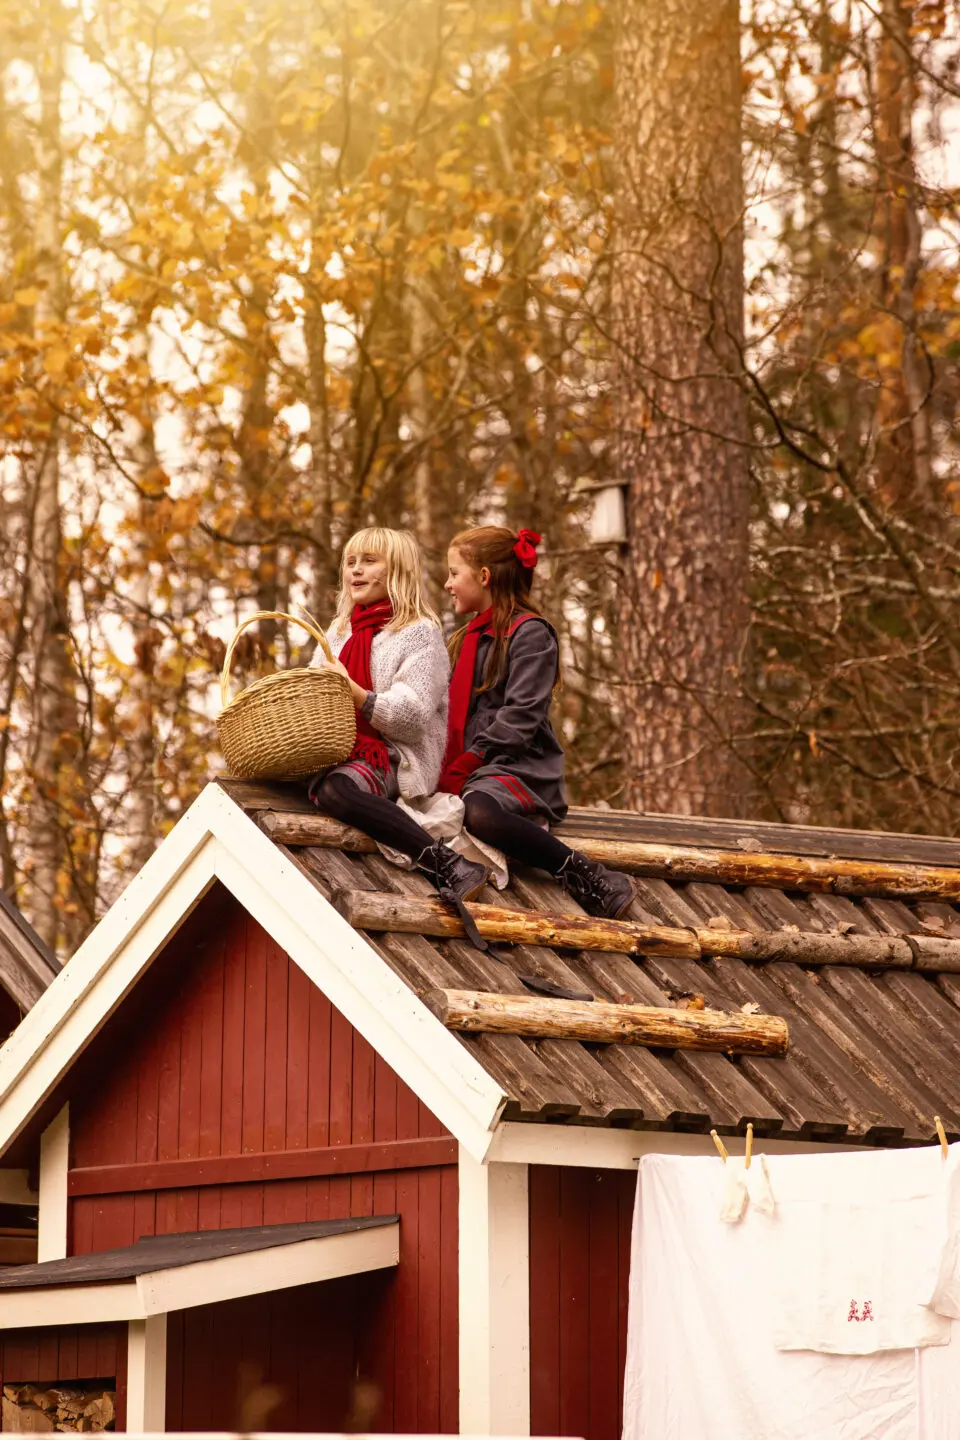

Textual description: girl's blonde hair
[333,527,441,634]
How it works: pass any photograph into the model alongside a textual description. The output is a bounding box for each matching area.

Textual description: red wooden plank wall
[0,1324,126,1419]
[166,1273,386,1432]
[65,885,458,1433]
[529,1165,635,1440]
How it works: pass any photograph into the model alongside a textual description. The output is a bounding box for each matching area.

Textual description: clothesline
[707,1116,949,1170]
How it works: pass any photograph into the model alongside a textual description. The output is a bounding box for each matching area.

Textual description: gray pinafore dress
[461,616,568,824]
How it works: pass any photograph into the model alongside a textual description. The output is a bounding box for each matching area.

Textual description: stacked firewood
[1,1385,115,1432]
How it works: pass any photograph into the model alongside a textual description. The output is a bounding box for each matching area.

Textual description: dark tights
[462,789,572,875]
[312,773,434,859]
[313,774,574,876]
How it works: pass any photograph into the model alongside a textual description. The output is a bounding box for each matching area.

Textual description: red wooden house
[0,780,958,1435]
[0,886,59,1042]
[0,888,59,1266]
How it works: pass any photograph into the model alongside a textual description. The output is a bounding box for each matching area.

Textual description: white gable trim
[0,785,506,1163]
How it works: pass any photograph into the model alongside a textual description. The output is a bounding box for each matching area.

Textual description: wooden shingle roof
[0,1217,396,1290]
[0,888,60,1014]
[220,779,960,1147]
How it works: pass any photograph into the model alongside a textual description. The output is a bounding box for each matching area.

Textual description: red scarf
[444,607,493,771]
[339,600,393,770]
[445,609,544,770]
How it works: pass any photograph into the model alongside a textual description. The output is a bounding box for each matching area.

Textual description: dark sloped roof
[220,780,960,1147]
[0,1217,396,1290]
[0,888,60,1013]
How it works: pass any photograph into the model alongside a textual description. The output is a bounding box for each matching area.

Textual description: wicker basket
[217,610,356,781]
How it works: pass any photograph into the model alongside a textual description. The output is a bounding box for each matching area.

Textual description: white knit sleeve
[368,626,449,743]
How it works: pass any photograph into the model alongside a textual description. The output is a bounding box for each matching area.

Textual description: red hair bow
[513,528,542,569]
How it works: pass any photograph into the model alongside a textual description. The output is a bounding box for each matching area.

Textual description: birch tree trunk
[123,94,162,872]
[127,439,161,873]
[24,9,79,949]
[303,8,337,621]
[406,282,443,607]
[239,37,280,653]
[614,0,751,817]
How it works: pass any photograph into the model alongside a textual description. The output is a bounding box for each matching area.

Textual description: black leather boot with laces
[415,841,490,948]
[556,849,636,919]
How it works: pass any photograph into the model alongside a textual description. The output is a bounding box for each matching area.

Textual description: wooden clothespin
[745,1122,754,1171]
[935,1115,949,1158]
[710,1129,729,1164]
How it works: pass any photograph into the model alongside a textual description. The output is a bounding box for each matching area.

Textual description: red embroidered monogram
[847,1300,874,1322]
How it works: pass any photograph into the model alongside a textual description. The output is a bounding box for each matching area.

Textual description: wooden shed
[0,779,958,1436]
[0,887,60,1038]
[0,888,59,1269]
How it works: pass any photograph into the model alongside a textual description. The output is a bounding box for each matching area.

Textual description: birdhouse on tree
[576,477,628,546]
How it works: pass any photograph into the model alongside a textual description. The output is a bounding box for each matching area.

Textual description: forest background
[1,0,959,955]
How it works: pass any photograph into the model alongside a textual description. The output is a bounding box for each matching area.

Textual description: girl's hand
[438,751,484,795]
[321,656,350,682]
[320,656,367,709]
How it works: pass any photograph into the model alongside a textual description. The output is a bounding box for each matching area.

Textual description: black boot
[416,841,490,949]
[556,850,636,919]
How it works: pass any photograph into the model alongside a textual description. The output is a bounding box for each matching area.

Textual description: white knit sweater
[311,619,449,799]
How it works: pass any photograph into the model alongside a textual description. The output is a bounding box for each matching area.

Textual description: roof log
[333,888,960,971]
[423,989,790,1057]
[259,811,960,903]
[562,838,960,902]
[334,889,699,958]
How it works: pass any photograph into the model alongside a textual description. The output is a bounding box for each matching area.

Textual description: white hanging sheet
[924,1148,960,1321]
[772,1196,950,1353]
[622,1147,960,1440]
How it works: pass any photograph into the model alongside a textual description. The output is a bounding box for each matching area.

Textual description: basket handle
[219,609,335,710]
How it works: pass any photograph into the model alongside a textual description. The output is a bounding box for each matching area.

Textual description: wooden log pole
[261,810,376,851]
[334,890,956,971]
[905,935,960,973]
[423,989,789,1056]
[335,889,701,958]
[698,929,916,968]
[258,811,960,903]
[562,836,960,903]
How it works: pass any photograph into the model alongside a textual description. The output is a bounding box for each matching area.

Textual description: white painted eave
[0,1221,400,1328]
[486,1121,865,1169]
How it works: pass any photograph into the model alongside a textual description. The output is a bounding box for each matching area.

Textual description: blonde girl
[309,527,490,912]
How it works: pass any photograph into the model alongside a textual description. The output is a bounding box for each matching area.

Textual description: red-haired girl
[439,525,635,918]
